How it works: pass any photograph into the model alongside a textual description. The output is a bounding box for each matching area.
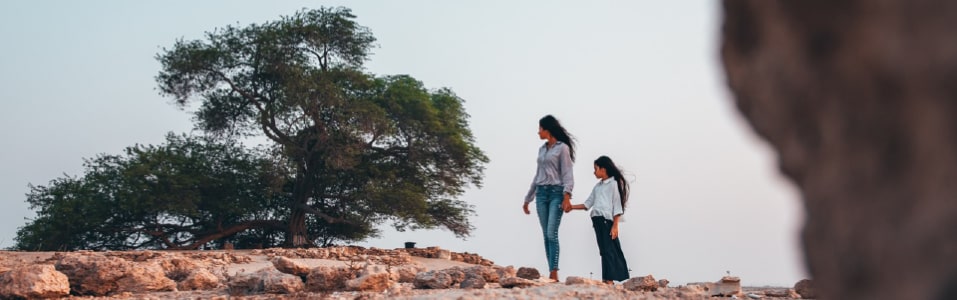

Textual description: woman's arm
[523,147,543,213]
[558,145,574,195]
[559,145,574,211]
[524,182,536,204]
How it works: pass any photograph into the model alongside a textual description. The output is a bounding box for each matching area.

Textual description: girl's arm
[611,184,624,239]
[570,187,594,211]
[611,183,624,216]
[611,214,622,239]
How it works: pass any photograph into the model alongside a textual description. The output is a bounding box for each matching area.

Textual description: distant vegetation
[15,7,487,251]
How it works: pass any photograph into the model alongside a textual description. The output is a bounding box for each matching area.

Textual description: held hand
[610,225,619,240]
[523,202,530,215]
[562,194,572,212]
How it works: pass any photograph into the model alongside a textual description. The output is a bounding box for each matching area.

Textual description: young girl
[569,155,630,284]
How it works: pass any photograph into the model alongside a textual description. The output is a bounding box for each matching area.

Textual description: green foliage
[15,134,286,250]
[155,7,487,246]
[16,7,486,250]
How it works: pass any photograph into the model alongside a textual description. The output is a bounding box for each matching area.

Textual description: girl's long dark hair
[595,155,629,210]
[539,115,576,161]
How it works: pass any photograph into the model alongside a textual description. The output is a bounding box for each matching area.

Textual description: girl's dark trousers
[591,216,630,281]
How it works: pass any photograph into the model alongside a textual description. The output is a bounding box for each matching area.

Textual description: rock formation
[722,1,957,299]
[0,264,70,299]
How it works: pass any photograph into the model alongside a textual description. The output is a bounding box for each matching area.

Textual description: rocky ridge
[0,247,812,299]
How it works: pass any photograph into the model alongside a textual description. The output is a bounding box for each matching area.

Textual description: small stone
[794,279,817,299]
[515,267,541,280]
[500,277,540,289]
[623,275,658,292]
[460,274,487,289]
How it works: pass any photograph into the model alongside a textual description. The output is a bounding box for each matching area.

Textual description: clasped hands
[522,193,578,214]
[561,193,573,212]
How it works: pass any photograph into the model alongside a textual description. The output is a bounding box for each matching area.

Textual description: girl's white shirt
[582,177,624,221]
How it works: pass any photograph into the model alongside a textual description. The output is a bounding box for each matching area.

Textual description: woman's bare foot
[604,280,614,285]
[549,270,559,282]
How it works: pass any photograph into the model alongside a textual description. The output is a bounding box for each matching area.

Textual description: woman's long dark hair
[539,115,576,161]
[595,155,629,210]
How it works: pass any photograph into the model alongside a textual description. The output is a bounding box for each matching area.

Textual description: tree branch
[208,69,295,147]
[167,220,286,250]
[294,202,352,225]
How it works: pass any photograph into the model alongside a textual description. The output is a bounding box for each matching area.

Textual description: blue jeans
[536,185,564,271]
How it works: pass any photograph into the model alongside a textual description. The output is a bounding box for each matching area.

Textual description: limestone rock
[677,284,710,298]
[493,265,517,280]
[391,265,425,283]
[794,279,817,299]
[159,257,201,281]
[346,273,392,292]
[55,253,175,296]
[359,262,389,277]
[442,267,467,285]
[261,269,304,294]
[436,249,452,260]
[227,271,264,295]
[515,267,541,280]
[460,274,487,289]
[464,265,499,283]
[413,270,453,289]
[658,279,670,288]
[500,276,541,289]
[228,267,304,295]
[55,253,125,296]
[623,275,658,292]
[713,276,741,297]
[272,256,311,277]
[402,247,493,266]
[115,262,178,294]
[721,1,957,299]
[178,268,221,291]
[306,266,355,292]
[765,288,801,298]
[0,264,70,299]
[565,276,604,286]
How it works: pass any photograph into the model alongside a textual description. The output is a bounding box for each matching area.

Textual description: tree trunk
[286,168,313,248]
[288,208,308,247]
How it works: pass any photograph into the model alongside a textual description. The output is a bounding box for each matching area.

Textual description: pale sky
[0,1,806,286]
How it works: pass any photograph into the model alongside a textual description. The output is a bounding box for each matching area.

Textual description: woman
[523,114,575,282]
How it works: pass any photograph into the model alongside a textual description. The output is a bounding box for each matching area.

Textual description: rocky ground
[0,246,815,299]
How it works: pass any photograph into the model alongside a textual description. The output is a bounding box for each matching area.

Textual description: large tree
[15,134,287,250]
[156,7,487,247]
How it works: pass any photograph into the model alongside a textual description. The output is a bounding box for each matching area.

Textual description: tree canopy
[16,7,486,251]
[154,7,487,247]
[16,134,287,250]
